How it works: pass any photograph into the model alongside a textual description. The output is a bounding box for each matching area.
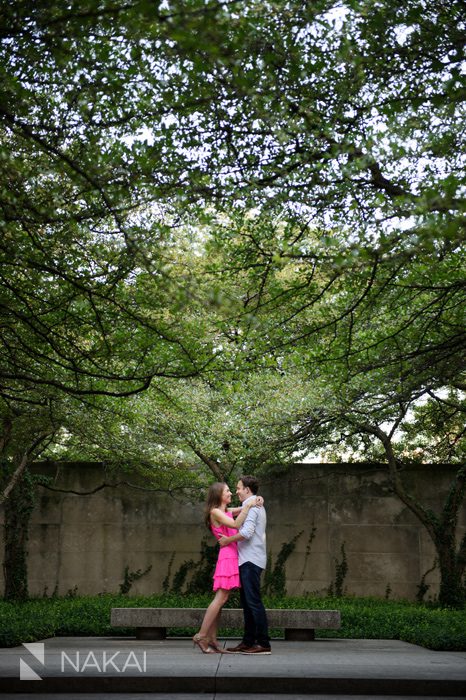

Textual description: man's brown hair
[239,475,259,495]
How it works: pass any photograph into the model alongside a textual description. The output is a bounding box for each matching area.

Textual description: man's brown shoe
[241,644,272,655]
[226,642,252,653]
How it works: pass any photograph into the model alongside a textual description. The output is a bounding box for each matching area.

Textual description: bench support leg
[284,628,315,641]
[136,627,166,640]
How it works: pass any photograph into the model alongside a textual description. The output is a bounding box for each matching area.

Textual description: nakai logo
[20,642,45,681]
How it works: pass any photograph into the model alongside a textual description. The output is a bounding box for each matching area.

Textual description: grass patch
[0,593,464,651]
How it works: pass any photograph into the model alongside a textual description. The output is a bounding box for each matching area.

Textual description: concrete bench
[110,607,341,641]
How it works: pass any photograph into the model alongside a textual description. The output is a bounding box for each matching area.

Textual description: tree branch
[189,444,225,481]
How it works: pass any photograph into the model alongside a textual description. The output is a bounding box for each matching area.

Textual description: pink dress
[211,511,241,591]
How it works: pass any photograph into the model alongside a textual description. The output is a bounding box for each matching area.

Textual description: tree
[3,0,463,396]
[4,1,463,238]
[1,0,223,498]
[2,0,464,603]
[44,371,314,483]
[122,0,464,244]
[252,245,466,606]
[305,394,466,609]
[194,206,465,605]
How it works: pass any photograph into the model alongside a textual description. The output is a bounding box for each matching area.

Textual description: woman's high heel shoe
[208,639,226,653]
[193,633,215,654]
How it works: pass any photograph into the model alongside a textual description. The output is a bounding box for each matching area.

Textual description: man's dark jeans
[239,561,270,648]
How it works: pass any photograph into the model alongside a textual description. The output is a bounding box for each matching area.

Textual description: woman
[192,481,261,653]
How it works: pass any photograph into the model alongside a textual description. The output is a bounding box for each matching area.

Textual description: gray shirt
[238,495,267,569]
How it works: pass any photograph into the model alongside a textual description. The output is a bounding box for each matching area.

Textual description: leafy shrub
[0,593,464,650]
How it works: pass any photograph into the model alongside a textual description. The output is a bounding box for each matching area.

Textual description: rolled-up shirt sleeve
[239,507,258,539]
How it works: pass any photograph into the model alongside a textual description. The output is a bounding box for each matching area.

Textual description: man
[218,475,271,654]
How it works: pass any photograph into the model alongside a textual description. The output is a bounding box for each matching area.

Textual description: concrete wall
[1,462,464,600]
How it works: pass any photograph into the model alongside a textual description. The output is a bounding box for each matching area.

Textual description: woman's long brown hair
[204,482,227,530]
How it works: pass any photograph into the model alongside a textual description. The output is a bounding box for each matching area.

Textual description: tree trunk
[436,543,465,608]
[3,468,35,600]
[360,423,465,608]
[433,466,466,607]
[0,451,29,505]
[189,444,226,481]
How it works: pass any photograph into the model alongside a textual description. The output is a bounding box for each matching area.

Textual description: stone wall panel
[0,461,463,601]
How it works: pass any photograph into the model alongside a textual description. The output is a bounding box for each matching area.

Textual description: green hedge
[1,593,465,651]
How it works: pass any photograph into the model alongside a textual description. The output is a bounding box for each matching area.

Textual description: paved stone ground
[0,637,465,696]
[1,695,466,700]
